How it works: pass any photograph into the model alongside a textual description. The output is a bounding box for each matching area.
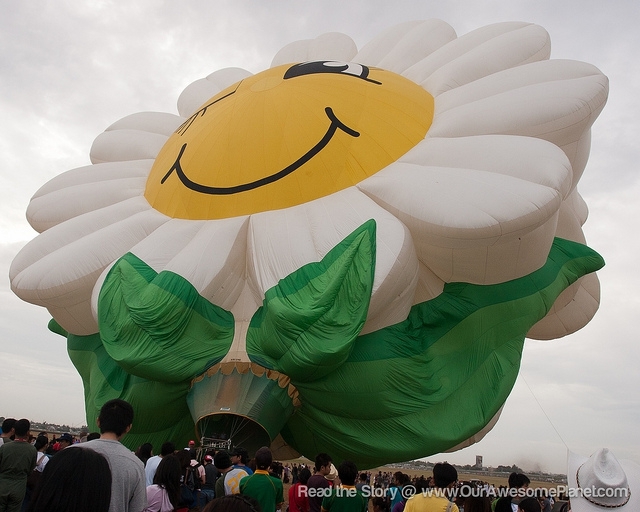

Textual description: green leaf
[279,238,605,468]
[98,253,234,383]
[247,220,376,381]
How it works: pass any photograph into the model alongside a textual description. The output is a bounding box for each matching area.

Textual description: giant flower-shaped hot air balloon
[10,20,607,468]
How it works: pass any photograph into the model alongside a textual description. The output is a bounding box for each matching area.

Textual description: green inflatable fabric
[249,235,603,467]
[51,226,603,467]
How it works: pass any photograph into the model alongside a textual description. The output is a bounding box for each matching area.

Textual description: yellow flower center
[145,61,434,220]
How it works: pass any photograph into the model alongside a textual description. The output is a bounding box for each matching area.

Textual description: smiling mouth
[160,107,360,195]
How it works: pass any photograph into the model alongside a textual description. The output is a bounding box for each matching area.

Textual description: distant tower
[475,455,483,469]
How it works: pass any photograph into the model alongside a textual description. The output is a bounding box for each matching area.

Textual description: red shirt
[289,483,310,512]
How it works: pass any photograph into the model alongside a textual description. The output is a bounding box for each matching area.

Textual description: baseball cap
[58,433,73,443]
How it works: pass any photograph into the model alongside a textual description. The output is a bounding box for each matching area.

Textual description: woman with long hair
[27,446,111,512]
[144,454,183,512]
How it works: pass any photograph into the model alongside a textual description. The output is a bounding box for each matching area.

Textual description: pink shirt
[144,484,173,512]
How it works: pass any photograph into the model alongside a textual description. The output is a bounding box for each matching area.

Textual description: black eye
[283,61,381,84]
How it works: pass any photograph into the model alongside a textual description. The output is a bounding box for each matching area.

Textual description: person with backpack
[188,457,205,493]
[176,449,203,509]
[187,454,205,508]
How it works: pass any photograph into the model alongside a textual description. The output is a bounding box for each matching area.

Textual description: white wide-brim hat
[568,448,640,511]
[325,463,338,481]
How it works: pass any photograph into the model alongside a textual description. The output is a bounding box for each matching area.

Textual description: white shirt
[145,455,163,486]
[35,452,49,472]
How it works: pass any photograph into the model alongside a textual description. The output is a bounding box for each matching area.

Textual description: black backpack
[185,463,203,491]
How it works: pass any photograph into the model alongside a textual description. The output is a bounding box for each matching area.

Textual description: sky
[1,1,639,474]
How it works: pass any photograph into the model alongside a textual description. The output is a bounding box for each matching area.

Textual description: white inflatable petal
[128,216,249,309]
[433,62,605,181]
[247,188,419,333]
[421,217,558,284]
[431,71,608,151]
[225,284,261,363]
[402,22,539,89]
[409,24,550,95]
[167,219,249,309]
[11,205,169,335]
[246,204,317,294]
[528,273,600,339]
[32,160,151,198]
[270,32,357,67]
[45,303,97,335]
[565,188,589,226]
[11,196,153,277]
[105,111,184,135]
[400,135,572,199]
[362,212,420,334]
[28,177,146,232]
[361,162,564,242]
[436,59,603,109]
[177,67,253,117]
[560,130,592,189]
[11,206,168,302]
[204,67,253,90]
[359,162,563,283]
[355,19,456,73]
[122,218,209,273]
[414,261,445,305]
[27,160,152,232]
[270,39,313,66]
[90,129,168,164]
[354,20,433,65]
[307,32,358,63]
[555,190,589,243]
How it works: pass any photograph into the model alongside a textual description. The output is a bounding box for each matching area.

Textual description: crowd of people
[0,400,633,512]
